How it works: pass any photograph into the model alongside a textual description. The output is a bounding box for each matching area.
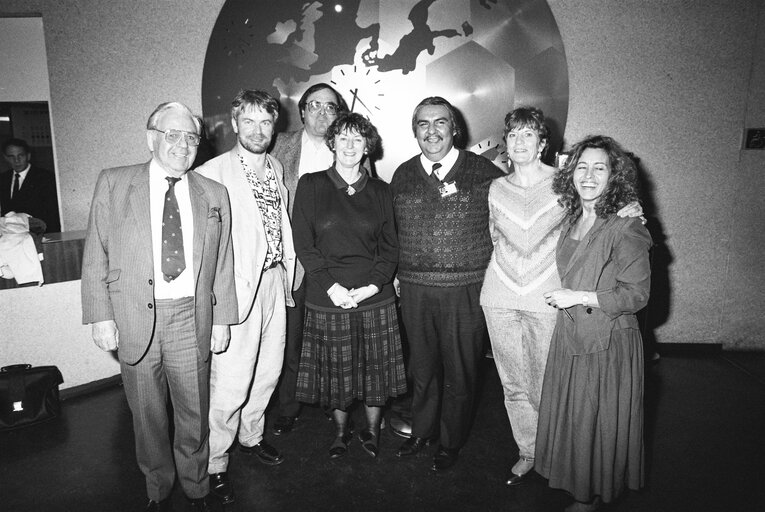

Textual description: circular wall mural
[202,0,568,180]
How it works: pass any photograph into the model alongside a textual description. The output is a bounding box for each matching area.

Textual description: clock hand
[349,88,373,115]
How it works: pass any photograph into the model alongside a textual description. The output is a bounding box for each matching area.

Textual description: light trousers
[483,307,556,459]
[208,266,286,473]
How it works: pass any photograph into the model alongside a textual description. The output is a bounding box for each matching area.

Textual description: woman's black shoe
[359,430,379,458]
[329,432,353,458]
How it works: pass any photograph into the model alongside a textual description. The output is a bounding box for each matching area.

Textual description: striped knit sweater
[390,150,504,287]
[480,174,567,312]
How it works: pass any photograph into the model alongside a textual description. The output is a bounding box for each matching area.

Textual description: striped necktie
[430,162,442,184]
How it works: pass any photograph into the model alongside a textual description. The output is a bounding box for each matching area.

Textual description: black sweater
[292,168,399,309]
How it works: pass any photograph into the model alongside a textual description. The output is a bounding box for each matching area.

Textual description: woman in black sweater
[293,113,405,458]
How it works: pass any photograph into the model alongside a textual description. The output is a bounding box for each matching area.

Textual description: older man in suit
[1,138,61,233]
[196,90,296,505]
[81,102,238,512]
[270,83,365,435]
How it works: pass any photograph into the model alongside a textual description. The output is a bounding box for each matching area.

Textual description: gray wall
[1,0,763,351]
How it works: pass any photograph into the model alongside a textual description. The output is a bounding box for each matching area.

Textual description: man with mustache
[390,96,503,472]
[196,90,297,505]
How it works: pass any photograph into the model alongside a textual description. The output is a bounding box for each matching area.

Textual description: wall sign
[202,0,568,180]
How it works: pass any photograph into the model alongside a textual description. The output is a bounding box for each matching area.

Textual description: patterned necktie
[430,162,443,185]
[161,176,185,282]
[12,173,20,198]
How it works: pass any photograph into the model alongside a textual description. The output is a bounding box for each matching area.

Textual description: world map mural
[202,0,568,180]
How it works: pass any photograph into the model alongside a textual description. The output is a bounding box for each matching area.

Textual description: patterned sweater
[390,150,504,287]
[480,174,567,312]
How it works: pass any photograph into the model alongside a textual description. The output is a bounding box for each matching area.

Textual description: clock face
[202,0,568,180]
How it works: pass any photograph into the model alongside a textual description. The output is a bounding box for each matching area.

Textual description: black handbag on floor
[0,364,64,430]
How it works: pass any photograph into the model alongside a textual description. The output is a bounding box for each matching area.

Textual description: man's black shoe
[396,436,433,457]
[209,472,235,504]
[240,440,285,465]
[431,446,460,472]
[273,415,297,435]
[187,495,211,511]
[144,498,172,512]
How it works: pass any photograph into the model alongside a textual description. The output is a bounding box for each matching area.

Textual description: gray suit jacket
[81,162,239,365]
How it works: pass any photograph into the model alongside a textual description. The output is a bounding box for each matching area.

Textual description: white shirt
[420,146,459,180]
[10,165,31,197]
[298,130,334,177]
[149,159,195,299]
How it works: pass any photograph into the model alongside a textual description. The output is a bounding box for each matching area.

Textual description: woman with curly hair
[292,112,406,459]
[538,135,652,511]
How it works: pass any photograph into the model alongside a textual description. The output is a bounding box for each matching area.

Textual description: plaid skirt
[296,297,407,409]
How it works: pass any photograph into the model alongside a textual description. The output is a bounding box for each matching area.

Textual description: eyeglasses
[305,101,339,116]
[153,128,201,147]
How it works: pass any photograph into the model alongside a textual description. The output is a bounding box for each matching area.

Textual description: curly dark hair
[552,135,640,219]
[503,106,550,158]
[324,112,382,160]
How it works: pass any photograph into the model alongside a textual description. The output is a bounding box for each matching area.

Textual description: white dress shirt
[298,130,334,177]
[149,159,195,299]
[9,164,31,197]
[420,146,459,180]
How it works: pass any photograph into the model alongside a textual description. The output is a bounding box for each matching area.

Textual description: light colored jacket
[196,150,296,322]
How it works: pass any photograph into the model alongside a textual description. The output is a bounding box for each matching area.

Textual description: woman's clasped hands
[327,283,380,309]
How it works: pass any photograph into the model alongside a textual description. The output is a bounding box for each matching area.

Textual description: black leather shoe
[273,415,297,435]
[209,472,235,504]
[240,440,285,465]
[145,498,172,511]
[396,436,432,457]
[431,446,460,472]
[187,495,211,512]
[329,432,353,459]
[506,468,534,486]
[506,456,535,486]
[359,429,379,458]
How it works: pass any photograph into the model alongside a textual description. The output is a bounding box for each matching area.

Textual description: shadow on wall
[632,153,673,354]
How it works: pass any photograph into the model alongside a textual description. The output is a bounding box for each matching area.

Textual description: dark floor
[2,350,765,512]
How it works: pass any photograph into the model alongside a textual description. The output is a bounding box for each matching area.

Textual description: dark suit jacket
[80,162,239,365]
[556,215,652,355]
[0,166,61,232]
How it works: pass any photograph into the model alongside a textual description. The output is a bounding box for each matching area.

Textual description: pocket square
[208,207,221,221]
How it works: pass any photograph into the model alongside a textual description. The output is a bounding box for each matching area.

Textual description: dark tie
[161,177,185,282]
[430,162,442,185]
[11,173,20,198]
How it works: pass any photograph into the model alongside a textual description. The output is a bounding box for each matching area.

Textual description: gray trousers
[120,297,210,501]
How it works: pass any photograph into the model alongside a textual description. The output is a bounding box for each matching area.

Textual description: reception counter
[0,230,85,290]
